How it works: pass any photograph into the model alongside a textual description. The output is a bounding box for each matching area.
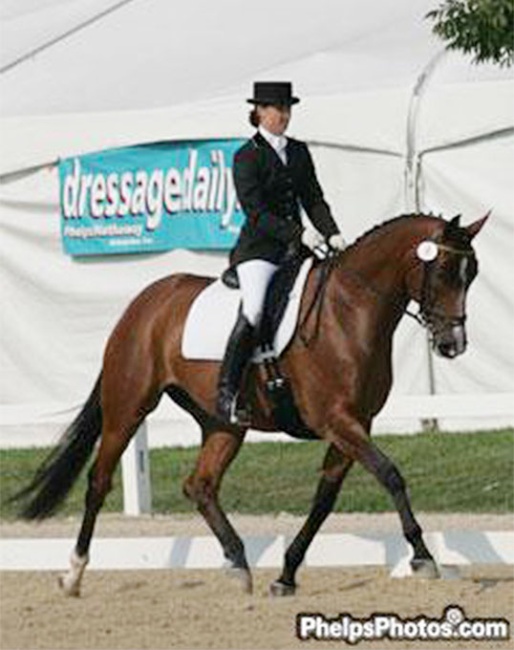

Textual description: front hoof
[269,580,296,597]
[225,566,253,594]
[411,558,440,579]
[58,573,81,597]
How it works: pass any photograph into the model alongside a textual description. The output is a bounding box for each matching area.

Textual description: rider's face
[257,104,291,135]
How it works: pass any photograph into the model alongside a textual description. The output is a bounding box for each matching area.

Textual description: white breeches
[237,260,279,326]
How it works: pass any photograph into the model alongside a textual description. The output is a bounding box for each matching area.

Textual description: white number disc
[416,240,439,262]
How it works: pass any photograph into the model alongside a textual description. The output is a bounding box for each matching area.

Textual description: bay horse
[16,212,488,597]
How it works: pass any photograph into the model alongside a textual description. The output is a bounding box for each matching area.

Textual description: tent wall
[421,133,514,429]
[1,134,512,446]
[1,1,513,445]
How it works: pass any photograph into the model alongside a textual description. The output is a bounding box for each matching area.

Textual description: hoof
[269,580,296,597]
[225,566,253,594]
[58,573,81,597]
[58,550,88,597]
[410,558,440,579]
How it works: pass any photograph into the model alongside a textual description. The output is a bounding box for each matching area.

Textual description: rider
[216,81,347,424]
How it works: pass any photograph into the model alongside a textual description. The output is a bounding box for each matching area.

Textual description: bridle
[410,242,476,333]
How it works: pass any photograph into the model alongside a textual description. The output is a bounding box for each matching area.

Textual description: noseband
[415,242,475,331]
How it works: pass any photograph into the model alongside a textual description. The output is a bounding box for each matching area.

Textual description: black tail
[14,375,103,520]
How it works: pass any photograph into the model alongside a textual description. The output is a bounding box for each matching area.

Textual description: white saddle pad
[182,258,313,361]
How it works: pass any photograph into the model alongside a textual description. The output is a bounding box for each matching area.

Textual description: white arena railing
[1,392,513,515]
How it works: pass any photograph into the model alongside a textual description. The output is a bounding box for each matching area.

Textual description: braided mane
[346,212,443,252]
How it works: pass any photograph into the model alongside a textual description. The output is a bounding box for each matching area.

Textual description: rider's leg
[237,260,278,327]
[216,311,255,422]
[216,259,278,423]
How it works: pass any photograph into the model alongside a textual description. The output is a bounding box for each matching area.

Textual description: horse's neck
[343,216,436,283]
[341,235,407,291]
[333,217,436,320]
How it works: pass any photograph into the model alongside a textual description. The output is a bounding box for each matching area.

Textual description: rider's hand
[328,233,347,251]
[301,229,330,260]
[301,228,325,250]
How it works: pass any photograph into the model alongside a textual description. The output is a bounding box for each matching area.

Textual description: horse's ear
[466,211,491,240]
[443,215,461,235]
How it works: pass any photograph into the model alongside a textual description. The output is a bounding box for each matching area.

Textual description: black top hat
[247,81,300,106]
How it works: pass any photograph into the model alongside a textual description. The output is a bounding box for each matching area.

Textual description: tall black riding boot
[216,312,255,424]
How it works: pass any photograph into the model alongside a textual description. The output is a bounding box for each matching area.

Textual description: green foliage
[427,0,514,67]
[1,430,512,519]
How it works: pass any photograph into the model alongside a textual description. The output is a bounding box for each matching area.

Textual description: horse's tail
[14,375,103,520]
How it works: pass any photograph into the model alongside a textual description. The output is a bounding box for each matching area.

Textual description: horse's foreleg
[328,414,438,578]
[373,451,437,576]
[271,444,353,596]
[183,428,251,592]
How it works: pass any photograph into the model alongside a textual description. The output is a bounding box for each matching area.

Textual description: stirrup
[217,393,250,426]
[217,391,238,424]
[234,402,251,427]
[227,396,239,425]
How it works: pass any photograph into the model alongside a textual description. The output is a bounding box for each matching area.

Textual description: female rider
[217,81,346,423]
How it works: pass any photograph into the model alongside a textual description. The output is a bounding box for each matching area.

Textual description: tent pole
[0,0,138,75]
[404,48,446,433]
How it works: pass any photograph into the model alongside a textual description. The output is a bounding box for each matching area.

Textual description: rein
[298,252,414,347]
[298,240,475,345]
[299,254,338,346]
[338,265,424,325]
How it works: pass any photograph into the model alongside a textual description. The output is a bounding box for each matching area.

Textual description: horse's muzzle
[433,324,467,358]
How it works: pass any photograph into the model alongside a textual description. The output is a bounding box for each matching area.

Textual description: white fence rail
[1,393,513,515]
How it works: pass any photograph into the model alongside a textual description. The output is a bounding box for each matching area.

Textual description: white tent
[1,0,513,447]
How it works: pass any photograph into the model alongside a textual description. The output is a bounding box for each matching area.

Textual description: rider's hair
[249,108,260,128]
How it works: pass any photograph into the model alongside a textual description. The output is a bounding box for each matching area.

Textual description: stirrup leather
[260,345,318,441]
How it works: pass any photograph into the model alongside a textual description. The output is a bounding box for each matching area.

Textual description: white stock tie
[276,137,287,165]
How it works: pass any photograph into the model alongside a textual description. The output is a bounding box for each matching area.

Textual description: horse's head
[407,213,489,358]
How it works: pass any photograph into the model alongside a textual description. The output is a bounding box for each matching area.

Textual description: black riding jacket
[230,131,339,266]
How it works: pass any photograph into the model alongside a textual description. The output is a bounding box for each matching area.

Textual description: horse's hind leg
[271,444,353,596]
[183,427,251,592]
[59,423,141,596]
[59,363,155,597]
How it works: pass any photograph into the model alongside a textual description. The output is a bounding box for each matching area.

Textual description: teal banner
[59,139,244,255]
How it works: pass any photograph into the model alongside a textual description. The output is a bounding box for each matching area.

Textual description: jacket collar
[258,126,287,153]
[253,130,289,166]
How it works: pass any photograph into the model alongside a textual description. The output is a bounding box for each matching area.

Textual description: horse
[15,211,488,597]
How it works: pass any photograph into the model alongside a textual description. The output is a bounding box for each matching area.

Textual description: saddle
[182,250,318,439]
